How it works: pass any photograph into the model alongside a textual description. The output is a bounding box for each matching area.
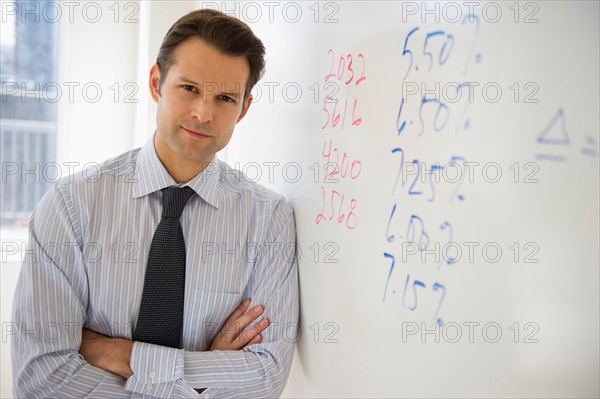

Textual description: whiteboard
[224,1,599,397]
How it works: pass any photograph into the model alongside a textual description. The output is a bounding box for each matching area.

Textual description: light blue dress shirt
[11,137,299,398]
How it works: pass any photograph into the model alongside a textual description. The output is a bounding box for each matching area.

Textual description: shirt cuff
[124,341,184,398]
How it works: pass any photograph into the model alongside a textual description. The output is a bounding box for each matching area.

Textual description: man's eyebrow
[178,76,199,85]
[178,76,243,99]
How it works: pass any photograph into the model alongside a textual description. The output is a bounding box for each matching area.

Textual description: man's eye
[219,95,235,103]
[182,85,196,92]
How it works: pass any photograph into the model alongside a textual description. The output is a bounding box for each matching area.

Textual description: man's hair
[156,9,265,100]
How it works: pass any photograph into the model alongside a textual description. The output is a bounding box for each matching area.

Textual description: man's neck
[153,134,214,184]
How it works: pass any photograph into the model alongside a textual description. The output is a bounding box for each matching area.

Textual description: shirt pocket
[184,288,243,350]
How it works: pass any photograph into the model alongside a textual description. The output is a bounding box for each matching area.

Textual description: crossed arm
[12,236,296,399]
[79,298,270,381]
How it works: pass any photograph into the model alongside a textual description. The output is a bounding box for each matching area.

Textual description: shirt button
[204,394,210,399]
[149,370,157,379]
[146,384,153,391]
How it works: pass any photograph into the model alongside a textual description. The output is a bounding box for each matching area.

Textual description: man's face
[150,36,252,174]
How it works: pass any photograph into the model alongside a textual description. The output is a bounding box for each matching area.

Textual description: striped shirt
[11,137,299,398]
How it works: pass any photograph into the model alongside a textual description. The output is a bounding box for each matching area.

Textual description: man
[11,9,299,398]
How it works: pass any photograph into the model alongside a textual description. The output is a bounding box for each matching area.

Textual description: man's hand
[79,328,133,379]
[209,298,270,351]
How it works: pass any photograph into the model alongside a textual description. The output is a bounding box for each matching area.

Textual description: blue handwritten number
[383,253,395,303]
[427,164,444,202]
[432,282,446,326]
[391,147,405,195]
[423,31,455,72]
[407,214,430,251]
[402,27,419,80]
[418,97,435,136]
[386,203,397,243]
[439,34,454,65]
[396,98,408,136]
[419,97,450,136]
[439,221,455,267]
[409,280,426,311]
[433,101,450,132]
[408,160,422,195]
[423,31,444,72]
[448,155,467,202]
[402,274,410,307]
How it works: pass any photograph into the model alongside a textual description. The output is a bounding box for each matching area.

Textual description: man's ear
[237,95,253,123]
[149,64,161,102]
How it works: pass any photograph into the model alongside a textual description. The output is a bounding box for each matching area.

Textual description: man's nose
[192,82,220,122]
[191,97,213,123]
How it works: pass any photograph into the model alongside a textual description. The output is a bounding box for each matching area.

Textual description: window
[1,0,58,232]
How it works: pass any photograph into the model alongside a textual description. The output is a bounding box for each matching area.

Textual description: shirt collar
[132,135,221,209]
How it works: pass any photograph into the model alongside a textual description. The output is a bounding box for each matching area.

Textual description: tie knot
[161,186,195,218]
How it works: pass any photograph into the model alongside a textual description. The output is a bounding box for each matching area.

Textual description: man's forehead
[168,37,249,90]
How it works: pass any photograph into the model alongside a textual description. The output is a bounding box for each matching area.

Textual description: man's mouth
[183,127,209,138]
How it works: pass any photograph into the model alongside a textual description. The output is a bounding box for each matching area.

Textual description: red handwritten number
[337,54,346,80]
[347,198,357,229]
[321,97,332,129]
[325,49,336,82]
[336,190,346,223]
[350,160,362,179]
[325,50,366,85]
[345,54,354,85]
[323,98,360,129]
[316,186,358,230]
[322,139,331,163]
[355,53,366,85]
[331,148,340,176]
[316,186,326,224]
[322,140,338,179]
[323,139,362,180]
[331,100,341,127]
[352,99,362,126]
[341,99,348,129]
[323,163,337,183]
[328,190,338,220]
[340,152,348,178]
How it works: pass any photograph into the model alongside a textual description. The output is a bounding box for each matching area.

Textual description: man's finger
[207,301,268,351]
[223,305,265,338]
[234,318,270,347]
[223,298,252,327]
[232,305,264,332]
[218,299,252,336]
[243,334,262,349]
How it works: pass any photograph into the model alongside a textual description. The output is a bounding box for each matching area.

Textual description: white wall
[54,1,139,165]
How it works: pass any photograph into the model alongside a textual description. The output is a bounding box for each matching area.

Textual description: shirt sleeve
[125,200,300,399]
[11,184,131,398]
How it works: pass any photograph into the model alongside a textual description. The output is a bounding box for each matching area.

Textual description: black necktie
[134,186,195,348]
